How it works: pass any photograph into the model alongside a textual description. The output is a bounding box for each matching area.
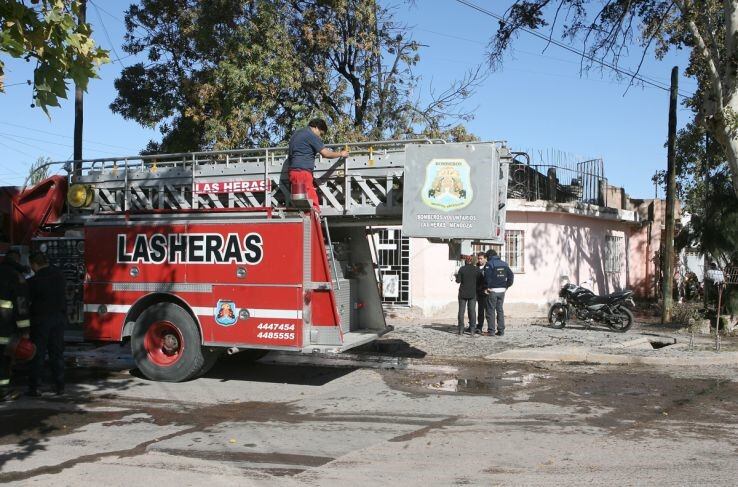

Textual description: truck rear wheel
[131,302,205,382]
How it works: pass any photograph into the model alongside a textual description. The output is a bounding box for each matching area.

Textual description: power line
[90,1,126,67]
[417,26,699,91]
[2,81,31,88]
[0,133,118,161]
[455,0,692,98]
[0,140,34,159]
[0,122,135,151]
[89,0,124,23]
[0,135,68,160]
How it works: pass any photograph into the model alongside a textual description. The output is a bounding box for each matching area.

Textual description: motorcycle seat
[586,290,633,305]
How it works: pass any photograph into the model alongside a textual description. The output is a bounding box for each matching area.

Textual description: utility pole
[662,66,678,324]
[73,0,86,175]
[703,132,710,309]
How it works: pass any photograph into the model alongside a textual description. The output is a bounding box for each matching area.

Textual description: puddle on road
[425,370,551,393]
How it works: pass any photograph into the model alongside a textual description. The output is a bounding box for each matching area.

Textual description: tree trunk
[720,134,738,198]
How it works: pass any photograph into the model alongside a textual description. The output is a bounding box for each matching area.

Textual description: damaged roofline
[507,198,639,223]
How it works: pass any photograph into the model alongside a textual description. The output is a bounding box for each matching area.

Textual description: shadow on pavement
[0,366,143,473]
[202,354,357,385]
[353,338,427,358]
[423,323,463,335]
[529,321,625,333]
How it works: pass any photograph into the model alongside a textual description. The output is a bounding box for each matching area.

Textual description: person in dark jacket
[27,251,67,396]
[474,252,488,335]
[455,255,478,336]
[0,250,30,401]
[484,249,514,336]
[287,118,350,210]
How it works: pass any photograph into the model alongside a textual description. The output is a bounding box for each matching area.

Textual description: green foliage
[672,123,738,264]
[0,0,109,113]
[111,0,481,152]
[671,302,703,327]
[27,156,50,186]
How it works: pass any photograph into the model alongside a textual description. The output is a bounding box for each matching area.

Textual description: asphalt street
[1,348,737,486]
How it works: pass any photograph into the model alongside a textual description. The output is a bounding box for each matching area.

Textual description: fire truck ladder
[48,138,513,224]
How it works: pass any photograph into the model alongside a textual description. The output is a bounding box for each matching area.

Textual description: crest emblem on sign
[420,158,473,211]
[214,300,238,326]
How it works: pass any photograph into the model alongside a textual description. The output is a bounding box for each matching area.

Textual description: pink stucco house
[375,162,676,318]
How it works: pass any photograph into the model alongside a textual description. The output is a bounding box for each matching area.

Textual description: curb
[484,347,738,366]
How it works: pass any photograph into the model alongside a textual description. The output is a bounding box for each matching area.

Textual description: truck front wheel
[131,302,206,382]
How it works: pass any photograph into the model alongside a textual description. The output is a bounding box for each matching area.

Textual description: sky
[0,0,695,199]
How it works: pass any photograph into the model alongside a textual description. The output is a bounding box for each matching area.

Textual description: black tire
[608,306,633,332]
[131,302,205,382]
[548,303,567,329]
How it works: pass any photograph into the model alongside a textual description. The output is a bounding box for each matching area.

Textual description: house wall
[406,202,637,317]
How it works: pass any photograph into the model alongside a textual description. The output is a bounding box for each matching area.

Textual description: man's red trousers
[288,169,320,210]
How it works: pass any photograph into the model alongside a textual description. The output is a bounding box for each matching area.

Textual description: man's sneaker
[495,331,505,336]
[25,388,41,398]
[53,386,65,396]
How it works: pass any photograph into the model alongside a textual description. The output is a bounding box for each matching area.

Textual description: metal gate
[374,228,410,306]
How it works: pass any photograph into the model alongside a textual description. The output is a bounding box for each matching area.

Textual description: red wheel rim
[144,321,184,366]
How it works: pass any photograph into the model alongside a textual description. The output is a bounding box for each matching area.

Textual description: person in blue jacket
[483,249,514,336]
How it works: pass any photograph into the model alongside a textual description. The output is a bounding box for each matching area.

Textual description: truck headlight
[68,184,94,208]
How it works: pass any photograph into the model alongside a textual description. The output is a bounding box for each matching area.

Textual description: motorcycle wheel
[548,303,567,329]
[609,306,633,332]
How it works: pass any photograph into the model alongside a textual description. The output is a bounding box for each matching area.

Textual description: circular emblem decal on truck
[214,300,238,326]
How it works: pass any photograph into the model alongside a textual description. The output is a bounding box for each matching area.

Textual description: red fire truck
[0,140,510,381]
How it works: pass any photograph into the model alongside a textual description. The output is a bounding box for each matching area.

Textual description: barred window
[605,235,623,273]
[504,230,525,273]
[471,230,524,273]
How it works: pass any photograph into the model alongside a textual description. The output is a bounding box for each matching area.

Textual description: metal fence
[508,154,607,205]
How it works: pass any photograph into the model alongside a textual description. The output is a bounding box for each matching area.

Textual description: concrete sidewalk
[378,316,738,367]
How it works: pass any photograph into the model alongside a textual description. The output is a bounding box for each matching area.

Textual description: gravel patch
[380,315,738,361]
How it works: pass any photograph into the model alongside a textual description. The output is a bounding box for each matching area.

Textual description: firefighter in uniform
[0,250,31,401]
[27,251,67,396]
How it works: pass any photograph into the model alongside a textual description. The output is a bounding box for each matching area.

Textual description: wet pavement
[2,346,738,485]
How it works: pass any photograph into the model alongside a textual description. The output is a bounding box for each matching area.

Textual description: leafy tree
[484,0,738,198]
[672,123,737,265]
[111,0,482,152]
[0,0,109,112]
[26,156,50,186]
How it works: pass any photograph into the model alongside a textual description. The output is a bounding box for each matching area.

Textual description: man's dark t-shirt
[288,127,325,172]
[28,266,67,318]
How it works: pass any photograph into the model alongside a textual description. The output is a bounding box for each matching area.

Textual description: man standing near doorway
[455,255,478,336]
[475,252,488,335]
[484,249,514,336]
[287,119,350,210]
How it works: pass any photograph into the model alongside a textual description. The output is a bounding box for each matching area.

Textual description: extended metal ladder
[42,138,513,226]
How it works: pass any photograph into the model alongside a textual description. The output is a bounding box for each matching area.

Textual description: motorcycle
[548,282,635,332]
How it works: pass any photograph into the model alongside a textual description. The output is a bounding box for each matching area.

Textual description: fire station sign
[402,143,505,241]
